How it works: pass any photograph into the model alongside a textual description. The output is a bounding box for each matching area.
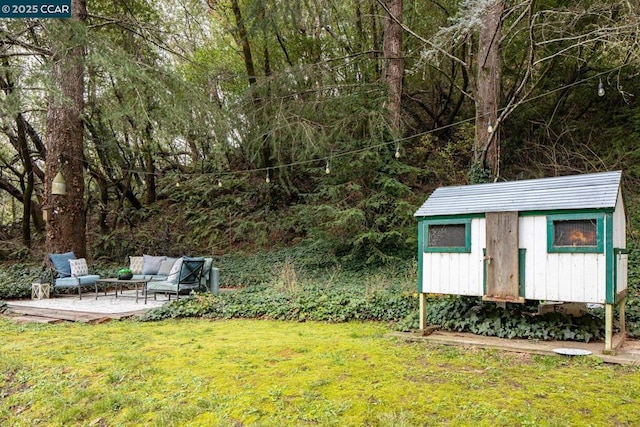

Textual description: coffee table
[95,278,152,303]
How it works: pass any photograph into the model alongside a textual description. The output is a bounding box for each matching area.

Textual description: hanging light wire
[54,66,625,181]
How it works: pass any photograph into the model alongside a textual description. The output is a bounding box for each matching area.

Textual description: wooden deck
[2,291,166,323]
[388,330,640,366]
[4,303,148,323]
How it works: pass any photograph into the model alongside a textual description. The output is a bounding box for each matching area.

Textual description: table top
[96,278,151,283]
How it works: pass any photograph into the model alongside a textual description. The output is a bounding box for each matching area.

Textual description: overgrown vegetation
[2,242,640,343]
[3,319,640,426]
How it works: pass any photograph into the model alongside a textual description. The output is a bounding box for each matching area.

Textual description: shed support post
[419,292,427,331]
[604,298,627,355]
[619,298,626,336]
[605,304,613,352]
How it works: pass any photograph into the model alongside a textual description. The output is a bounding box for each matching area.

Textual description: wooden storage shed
[415,171,627,352]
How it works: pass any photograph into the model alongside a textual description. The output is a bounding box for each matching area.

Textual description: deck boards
[5,304,147,323]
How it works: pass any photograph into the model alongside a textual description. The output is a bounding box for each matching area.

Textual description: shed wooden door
[484,211,524,303]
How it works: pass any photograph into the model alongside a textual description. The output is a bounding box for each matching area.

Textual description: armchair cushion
[55,274,100,288]
[69,258,89,277]
[49,251,76,278]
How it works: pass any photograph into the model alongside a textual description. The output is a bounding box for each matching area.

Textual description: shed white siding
[420,218,485,296]
[614,188,626,249]
[519,216,606,303]
[421,215,609,303]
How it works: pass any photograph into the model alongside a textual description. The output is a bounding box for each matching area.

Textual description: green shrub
[140,284,419,323]
[0,263,44,299]
[424,296,605,342]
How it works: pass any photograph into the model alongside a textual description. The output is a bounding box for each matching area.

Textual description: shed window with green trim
[423,219,471,253]
[547,213,604,253]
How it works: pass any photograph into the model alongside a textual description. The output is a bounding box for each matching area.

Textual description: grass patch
[1,319,640,426]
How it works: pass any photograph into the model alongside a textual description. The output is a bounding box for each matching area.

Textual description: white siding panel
[519,216,541,300]
[618,253,628,294]
[519,215,605,303]
[421,218,485,297]
[422,252,482,296]
[540,253,603,303]
[613,189,626,249]
[471,218,486,296]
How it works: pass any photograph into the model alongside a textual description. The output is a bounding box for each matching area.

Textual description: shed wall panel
[617,254,628,294]
[520,216,605,303]
[423,213,612,303]
[614,189,626,249]
[420,218,484,296]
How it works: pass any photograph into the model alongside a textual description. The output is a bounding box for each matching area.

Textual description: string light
[265,169,270,183]
[487,121,494,133]
[598,78,605,97]
[217,178,222,187]
[325,159,330,174]
[395,145,401,158]
[47,67,624,183]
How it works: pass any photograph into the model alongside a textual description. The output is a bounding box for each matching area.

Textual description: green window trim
[422,218,471,253]
[546,213,604,253]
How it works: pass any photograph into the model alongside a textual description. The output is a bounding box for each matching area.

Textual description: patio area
[3,290,170,323]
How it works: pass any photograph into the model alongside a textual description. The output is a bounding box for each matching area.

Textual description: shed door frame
[484,211,525,303]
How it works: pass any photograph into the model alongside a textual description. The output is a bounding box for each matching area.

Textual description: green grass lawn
[1,318,639,426]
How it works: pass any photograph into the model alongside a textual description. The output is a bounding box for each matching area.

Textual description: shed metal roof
[414,171,622,217]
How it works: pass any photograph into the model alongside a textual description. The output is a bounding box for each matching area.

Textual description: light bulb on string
[265,169,270,184]
[395,145,401,159]
[217,178,222,187]
[325,159,330,174]
[598,78,605,97]
[487,121,494,134]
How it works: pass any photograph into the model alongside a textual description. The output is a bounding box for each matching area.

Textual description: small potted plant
[118,268,133,280]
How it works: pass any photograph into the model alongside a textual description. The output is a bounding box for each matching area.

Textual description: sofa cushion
[49,252,76,278]
[129,256,144,275]
[142,255,165,275]
[167,258,183,283]
[157,257,178,276]
[69,258,88,277]
[146,281,178,292]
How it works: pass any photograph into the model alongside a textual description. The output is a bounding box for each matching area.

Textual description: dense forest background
[0,0,639,267]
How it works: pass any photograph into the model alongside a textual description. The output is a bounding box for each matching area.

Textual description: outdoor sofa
[128,254,220,295]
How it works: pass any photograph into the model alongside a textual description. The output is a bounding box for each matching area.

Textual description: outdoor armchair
[48,252,100,300]
[145,257,205,303]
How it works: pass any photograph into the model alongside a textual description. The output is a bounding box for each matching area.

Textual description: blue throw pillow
[49,252,76,278]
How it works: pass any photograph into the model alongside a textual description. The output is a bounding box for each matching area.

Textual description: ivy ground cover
[1,318,639,426]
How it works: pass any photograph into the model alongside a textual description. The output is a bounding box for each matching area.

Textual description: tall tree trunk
[144,122,156,204]
[45,0,88,258]
[16,116,32,247]
[474,0,504,180]
[231,0,256,88]
[382,0,404,135]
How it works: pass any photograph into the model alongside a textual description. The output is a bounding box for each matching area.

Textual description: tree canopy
[0,0,639,263]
